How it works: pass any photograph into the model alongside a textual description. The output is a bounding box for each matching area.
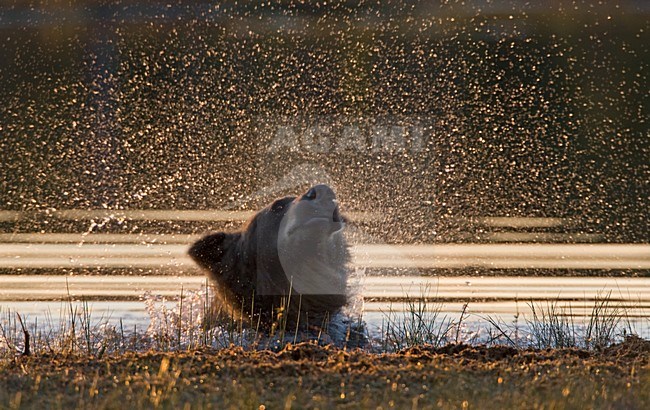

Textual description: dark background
[0,1,647,243]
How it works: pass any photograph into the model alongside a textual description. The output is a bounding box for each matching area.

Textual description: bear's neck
[277,231,347,296]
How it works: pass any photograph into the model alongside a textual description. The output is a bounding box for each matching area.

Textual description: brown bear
[189,184,350,334]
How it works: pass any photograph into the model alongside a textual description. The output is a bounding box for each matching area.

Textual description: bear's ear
[188,232,237,270]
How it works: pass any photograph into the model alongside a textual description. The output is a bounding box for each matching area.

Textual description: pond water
[2,266,649,339]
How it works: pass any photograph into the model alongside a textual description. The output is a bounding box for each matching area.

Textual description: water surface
[2,274,648,338]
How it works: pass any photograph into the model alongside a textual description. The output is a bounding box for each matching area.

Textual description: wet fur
[189,196,350,330]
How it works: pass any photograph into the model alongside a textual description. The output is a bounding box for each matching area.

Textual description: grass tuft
[380,286,468,350]
[481,291,637,350]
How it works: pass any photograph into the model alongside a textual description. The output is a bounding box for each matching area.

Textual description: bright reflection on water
[1,274,649,340]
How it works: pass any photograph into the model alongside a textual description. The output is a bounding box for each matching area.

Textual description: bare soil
[1,337,648,409]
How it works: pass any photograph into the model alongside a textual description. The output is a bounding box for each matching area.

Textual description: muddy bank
[1,337,648,408]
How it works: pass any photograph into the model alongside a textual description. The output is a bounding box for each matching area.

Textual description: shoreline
[1,338,648,408]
